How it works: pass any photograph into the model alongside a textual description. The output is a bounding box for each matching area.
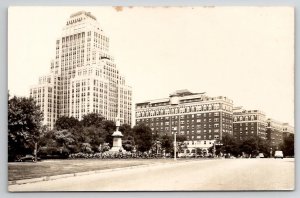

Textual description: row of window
[136,104,233,117]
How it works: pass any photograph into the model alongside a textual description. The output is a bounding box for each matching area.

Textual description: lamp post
[155,130,158,155]
[213,141,216,158]
[174,130,177,161]
[174,115,181,161]
[34,142,37,163]
[270,147,273,158]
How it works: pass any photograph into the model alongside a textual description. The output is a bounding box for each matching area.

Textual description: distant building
[282,122,294,138]
[233,107,267,141]
[30,11,132,129]
[135,90,234,149]
[266,119,294,150]
[184,140,216,155]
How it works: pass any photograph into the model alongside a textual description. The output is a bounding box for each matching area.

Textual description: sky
[8,6,294,126]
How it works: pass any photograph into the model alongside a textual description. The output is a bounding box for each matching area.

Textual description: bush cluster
[68,152,167,159]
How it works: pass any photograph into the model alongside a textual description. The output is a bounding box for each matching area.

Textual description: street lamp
[34,142,37,163]
[270,147,273,158]
[174,130,177,161]
[173,127,177,161]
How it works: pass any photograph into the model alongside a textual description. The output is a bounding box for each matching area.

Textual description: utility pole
[34,142,37,162]
[174,130,177,161]
[174,115,180,161]
[155,130,158,155]
[213,141,216,158]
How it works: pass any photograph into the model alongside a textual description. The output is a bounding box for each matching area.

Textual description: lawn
[8,158,181,181]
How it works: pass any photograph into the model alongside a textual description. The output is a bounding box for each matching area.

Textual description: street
[9,158,294,191]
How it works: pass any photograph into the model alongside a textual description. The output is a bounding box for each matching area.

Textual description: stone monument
[109,119,125,153]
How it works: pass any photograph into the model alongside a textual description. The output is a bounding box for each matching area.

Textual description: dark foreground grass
[8,158,182,181]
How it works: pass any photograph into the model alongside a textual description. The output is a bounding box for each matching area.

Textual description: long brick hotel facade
[136,89,293,151]
[136,90,234,146]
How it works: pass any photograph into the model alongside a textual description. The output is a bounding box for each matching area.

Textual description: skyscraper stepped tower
[30,11,132,129]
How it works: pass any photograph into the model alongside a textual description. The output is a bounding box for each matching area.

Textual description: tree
[119,124,135,152]
[81,113,104,128]
[220,133,240,156]
[176,135,187,142]
[161,134,173,153]
[81,143,93,153]
[239,137,259,156]
[122,136,135,152]
[103,120,116,146]
[81,126,107,152]
[221,133,236,146]
[55,116,80,130]
[257,137,270,157]
[280,134,294,157]
[8,96,43,161]
[119,124,132,138]
[132,123,153,152]
[38,129,75,158]
[54,129,75,148]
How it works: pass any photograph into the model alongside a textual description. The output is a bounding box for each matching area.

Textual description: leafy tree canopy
[161,134,173,153]
[81,113,104,128]
[8,96,43,161]
[133,123,153,152]
[119,124,132,137]
[280,133,294,157]
[55,116,81,130]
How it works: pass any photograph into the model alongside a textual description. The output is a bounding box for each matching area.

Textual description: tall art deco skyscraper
[30,11,132,129]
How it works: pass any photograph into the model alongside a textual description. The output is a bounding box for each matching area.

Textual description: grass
[8,158,181,181]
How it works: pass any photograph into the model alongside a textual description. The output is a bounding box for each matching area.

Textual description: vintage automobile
[15,155,41,162]
[256,153,264,158]
[274,151,284,159]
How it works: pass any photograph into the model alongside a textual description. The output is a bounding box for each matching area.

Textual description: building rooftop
[233,106,265,115]
[70,11,97,20]
[169,89,206,97]
[136,90,233,106]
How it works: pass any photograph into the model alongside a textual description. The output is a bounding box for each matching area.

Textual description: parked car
[15,155,41,162]
[178,153,187,158]
[274,151,284,159]
[187,153,196,158]
[257,153,264,158]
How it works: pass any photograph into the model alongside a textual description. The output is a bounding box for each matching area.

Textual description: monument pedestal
[109,124,125,153]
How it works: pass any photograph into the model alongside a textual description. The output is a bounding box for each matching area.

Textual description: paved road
[9,158,294,191]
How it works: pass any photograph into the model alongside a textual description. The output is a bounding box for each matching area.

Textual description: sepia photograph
[7,6,294,191]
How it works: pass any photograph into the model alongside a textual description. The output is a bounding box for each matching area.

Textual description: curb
[8,160,195,186]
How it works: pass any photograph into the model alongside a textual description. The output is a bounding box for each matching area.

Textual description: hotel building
[30,11,132,129]
[233,107,267,141]
[135,90,233,149]
[266,119,294,149]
